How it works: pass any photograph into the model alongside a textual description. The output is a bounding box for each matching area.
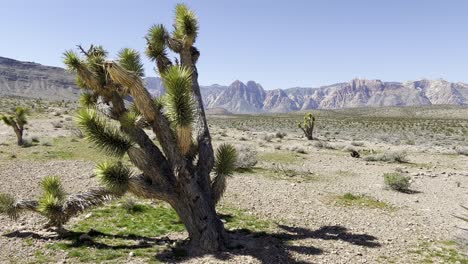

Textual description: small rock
[129,252,135,257]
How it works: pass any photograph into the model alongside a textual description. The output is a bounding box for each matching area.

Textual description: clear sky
[1,0,467,89]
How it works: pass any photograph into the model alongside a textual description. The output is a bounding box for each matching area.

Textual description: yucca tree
[298,112,316,140]
[1,107,28,145]
[60,4,235,253]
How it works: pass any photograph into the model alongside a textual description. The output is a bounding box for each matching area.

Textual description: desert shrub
[383,172,411,192]
[275,132,287,139]
[291,146,307,154]
[364,151,408,163]
[313,140,336,150]
[235,146,258,170]
[263,134,274,142]
[351,141,364,147]
[456,147,468,156]
[122,197,146,213]
[51,121,63,129]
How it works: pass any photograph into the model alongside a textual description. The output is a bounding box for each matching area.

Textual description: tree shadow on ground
[155,221,381,264]
[4,219,381,263]
[4,229,175,250]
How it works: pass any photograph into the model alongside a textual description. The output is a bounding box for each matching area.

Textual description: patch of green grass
[220,206,274,232]
[334,193,392,210]
[47,202,184,263]
[30,250,52,264]
[46,201,274,263]
[410,241,468,264]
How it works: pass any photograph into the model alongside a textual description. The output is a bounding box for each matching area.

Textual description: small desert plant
[383,172,411,192]
[456,147,468,156]
[51,121,63,129]
[235,146,258,170]
[0,107,28,146]
[263,134,274,142]
[365,151,408,163]
[122,197,146,213]
[291,146,307,154]
[275,132,287,139]
[0,175,116,233]
[298,113,315,140]
[351,141,364,147]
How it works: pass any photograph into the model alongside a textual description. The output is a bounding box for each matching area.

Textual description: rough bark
[13,125,23,146]
[170,175,226,253]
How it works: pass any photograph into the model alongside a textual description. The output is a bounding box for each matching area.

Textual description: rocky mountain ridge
[1,56,467,113]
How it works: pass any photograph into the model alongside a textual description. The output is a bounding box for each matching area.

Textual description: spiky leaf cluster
[161,65,195,127]
[40,176,66,201]
[0,193,18,220]
[0,115,14,127]
[38,194,63,219]
[77,108,133,157]
[14,107,28,126]
[118,48,145,77]
[173,3,199,46]
[63,46,109,91]
[146,24,169,60]
[79,93,97,108]
[214,144,237,177]
[37,176,66,219]
[96,161,132,195]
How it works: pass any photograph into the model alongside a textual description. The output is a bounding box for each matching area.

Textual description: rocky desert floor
[0,102,467,263]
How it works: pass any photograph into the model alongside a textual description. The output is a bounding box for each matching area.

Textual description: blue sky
[1,0,467,89]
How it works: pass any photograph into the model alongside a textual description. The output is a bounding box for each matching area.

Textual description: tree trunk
[14,127,23,146]
[170,174,227,253]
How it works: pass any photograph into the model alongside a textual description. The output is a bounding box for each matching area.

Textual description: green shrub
[275,132,287,139]
[365,151,408,163]
[384,172,411,192]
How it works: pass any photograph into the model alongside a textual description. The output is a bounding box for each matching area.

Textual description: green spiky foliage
[0,175,116,231]
[212,144,237,205]
[161,65,195,154]
[77,108,133,157]
[79,93,97,108]
[173,3,199,47]
[41,176,66,201]
[0,193,19,220]
[118,48,144,77]
[0,106,28,145]
[298,113,316,140]
[96,161,132,195]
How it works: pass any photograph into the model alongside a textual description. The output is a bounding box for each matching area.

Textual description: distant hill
[0,56,79,100]
[2,56,468,113]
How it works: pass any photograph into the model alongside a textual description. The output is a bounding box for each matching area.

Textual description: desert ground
[0,98,467,263]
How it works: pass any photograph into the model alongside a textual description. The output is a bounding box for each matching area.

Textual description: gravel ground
[0,116,467,263]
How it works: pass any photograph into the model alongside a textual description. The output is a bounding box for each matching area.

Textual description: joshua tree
[1,107,28,145]
[0,4,239,253]
[298,112,315,140]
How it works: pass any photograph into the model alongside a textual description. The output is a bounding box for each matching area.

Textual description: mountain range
[1,56,467,113]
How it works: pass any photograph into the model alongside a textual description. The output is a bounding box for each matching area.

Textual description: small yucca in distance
[1,106,29,146]
[298,112,316,140]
